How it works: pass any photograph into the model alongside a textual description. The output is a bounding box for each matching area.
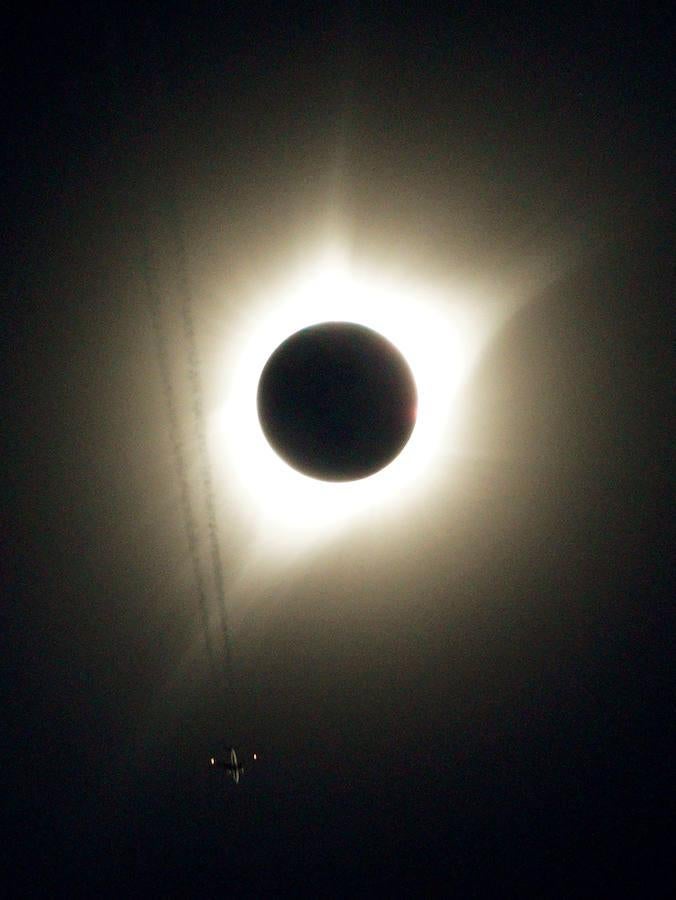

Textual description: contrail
[141,231,218,678]
[168,192,232,679]
[101,1,232,705]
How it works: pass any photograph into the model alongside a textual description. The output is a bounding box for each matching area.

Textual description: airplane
[210,747,257,784]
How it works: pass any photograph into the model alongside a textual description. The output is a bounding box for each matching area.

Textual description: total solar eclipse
[257,322,417,481]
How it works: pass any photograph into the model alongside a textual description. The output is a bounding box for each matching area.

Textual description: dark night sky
[3,2,674,895]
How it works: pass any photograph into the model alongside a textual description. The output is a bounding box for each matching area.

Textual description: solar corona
[210,255,487,547]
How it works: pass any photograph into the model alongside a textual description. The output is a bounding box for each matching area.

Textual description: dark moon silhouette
[257,322,417,481]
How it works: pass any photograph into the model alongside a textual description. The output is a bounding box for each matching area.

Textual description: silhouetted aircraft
[210,747,256,784]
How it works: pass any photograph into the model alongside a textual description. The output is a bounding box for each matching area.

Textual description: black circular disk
[257,321,417,481]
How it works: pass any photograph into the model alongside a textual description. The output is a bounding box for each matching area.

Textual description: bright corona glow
[210,250,489,550]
